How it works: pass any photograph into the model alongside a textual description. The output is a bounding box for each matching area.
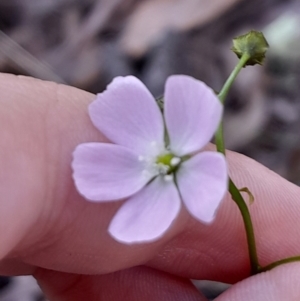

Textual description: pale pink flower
[72,75,227,243]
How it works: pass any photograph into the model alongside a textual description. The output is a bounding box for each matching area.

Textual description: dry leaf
[120,0,241,57]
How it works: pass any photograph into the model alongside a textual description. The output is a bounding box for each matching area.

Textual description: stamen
[140,146,179,180]
[157,163,169,175]
[170,157,181,166]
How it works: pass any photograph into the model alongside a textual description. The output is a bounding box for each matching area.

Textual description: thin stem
[214,49,300,274]
[260,256,300,273]
[218,53,250,104]
[215,52,260,274]
[215,122,225,154]
[229,179,260,274]
[216,128,260,274]
[215,53,250,153]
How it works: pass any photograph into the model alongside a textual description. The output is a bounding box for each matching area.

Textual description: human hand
[0,73,300,300]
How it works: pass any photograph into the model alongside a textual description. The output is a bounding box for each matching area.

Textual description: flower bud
[231,30,269,66]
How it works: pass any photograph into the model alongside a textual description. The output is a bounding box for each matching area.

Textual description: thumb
[0,73,187,275]
[216,263,300,300]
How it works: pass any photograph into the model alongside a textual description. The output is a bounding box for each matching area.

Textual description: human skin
[0,73,300,300]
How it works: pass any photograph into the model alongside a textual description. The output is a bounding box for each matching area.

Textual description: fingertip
[215,263,300,300]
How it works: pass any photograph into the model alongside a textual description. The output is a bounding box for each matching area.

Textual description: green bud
[231,30,269,66]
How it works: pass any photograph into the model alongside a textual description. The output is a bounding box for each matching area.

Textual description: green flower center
[156,153,181,174]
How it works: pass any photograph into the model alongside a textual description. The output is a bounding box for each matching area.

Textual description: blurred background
[0,0,300,300]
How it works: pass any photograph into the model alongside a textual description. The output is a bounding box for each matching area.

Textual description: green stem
[215,52,250,154]
[218,53,250,105]
[215,122,225,154]
[229,179,260,274]
[214,45,300,275]
[215,52,260,274]
[259,256,300,273]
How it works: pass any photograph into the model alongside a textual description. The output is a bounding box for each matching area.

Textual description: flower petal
[89,76,165,156]
[108,176,181,243]
[176,151,227,223]
[164,75,222,156]
[72,143,153,201]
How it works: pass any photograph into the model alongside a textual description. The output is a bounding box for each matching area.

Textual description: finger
[1,73,300,283]
[148,151,300,282]
[34,266,207,301]
[215,263,300,300]
[0,73,188,274]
